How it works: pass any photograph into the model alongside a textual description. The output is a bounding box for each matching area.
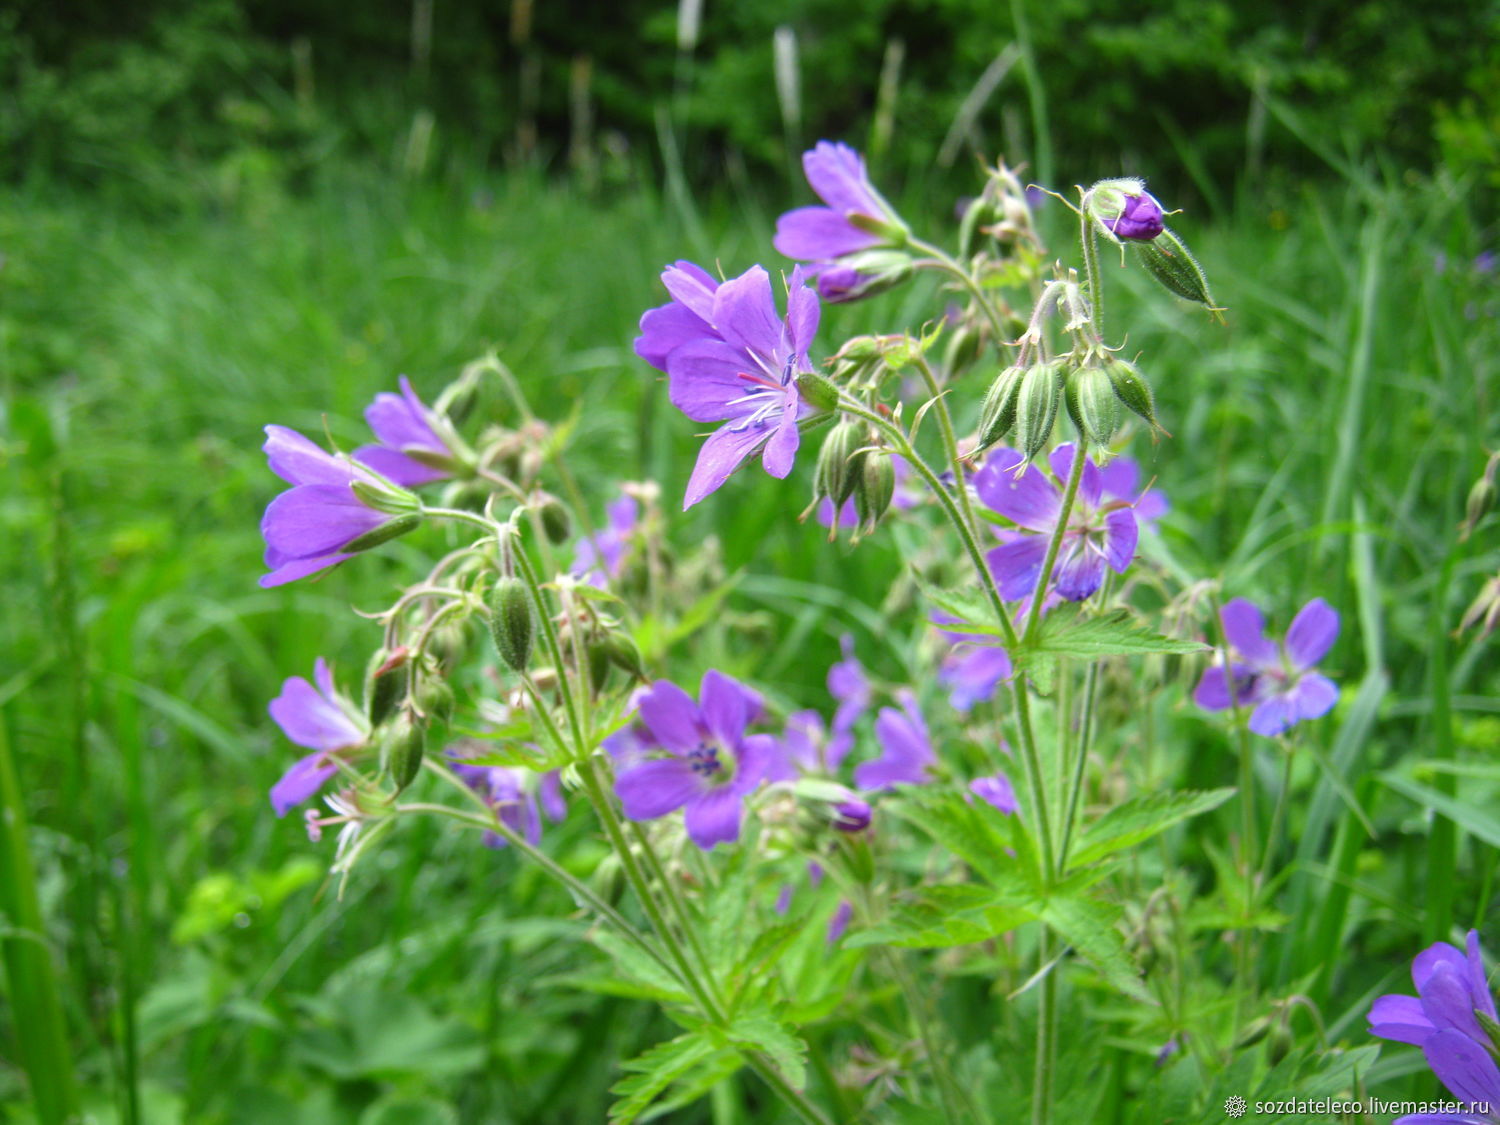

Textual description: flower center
[688,743,724,778]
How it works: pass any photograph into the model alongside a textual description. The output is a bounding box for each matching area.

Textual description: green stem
[908,236,1011,345]
[1079,208,1104,343]
[1032,930,1058,1125]
[1058,660,1099,872]
[628,820,721,1005]
[511,544,590,756]
[1024,439,1089,646]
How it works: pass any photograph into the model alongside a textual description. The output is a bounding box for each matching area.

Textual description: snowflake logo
[1224,1094,1248,1119]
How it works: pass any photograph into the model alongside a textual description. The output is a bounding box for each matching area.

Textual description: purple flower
[833,799,872,833]
[768,709,854,781]
[827,900,854,945]
[572,494,639,586]
[635,263,821,509]
[259,425,418,588]
[854,692,936,791]
[1098,456,1169,531]
[977,444,1138,602]
[1369,932,1500,1124]
[452,762,543,848]
[828,635,871,737]
[1084,179,1166,243]
[774,141,905,276]
[613,671,775,849]
[933,614,1013,713]
[1110,194,1165,241]
[1194,598,1340,737]
[268,658,367,816]
[354,377,461,487]
[969,773,1018,814]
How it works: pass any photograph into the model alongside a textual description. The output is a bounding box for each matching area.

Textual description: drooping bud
[586,640,612,691]
[416,677,455,727]
[488,576,535,673]
[853,453,896,535]
[833,799,872,833]
[342,512,422,554]
[814,422,865,511]
[978,364,1026,449]
[814,250,913,304]
[1083,178,1165,243]
[1459,452,1500,542]
[364,647,409,727]
[535,494,572,545]
[1013,362,1065,462]
[958,195,1003,259]
[1065,363,1120,447]
[943,322,985,379]
[830,335,884,374]
[1102,357,1161,433]
[1133,227,1218,312]
[795,370,841,412]
[381,711,426,792]
[601,630,648,682]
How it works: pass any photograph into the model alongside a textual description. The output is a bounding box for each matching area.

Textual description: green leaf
[847,885,1037,950]
[720,1012,808,1090]
[609,1032,722,1124]
[887,791,1041,889]
[1040,894,1152,1003]
[1022,606,1208,662]
[913,577,1004,635]
[1378,771,1500,849]
[1069,789,1236,866]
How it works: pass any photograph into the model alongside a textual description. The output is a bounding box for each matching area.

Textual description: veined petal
[1286,598,1339,669]
[761,408,801,479]
[353,444,447,487]
[269,751,339,816]
[714,266,782,358]
[700,669,753,748]
[683,787,744,849]
[1103,508,1139,573]
[975,453,1060,531]
[635,300,714,373]
[683,424,769,509]
[661,260,719,322]
[616,757,704,821]
[1421,1029,1500,1109]
[1368,993,1437,1046]
[269,674,365,752]
[784,269,821,353]
[1098,457,1140,501]
[1049,443,1104,507]
[1220,599,1280,668]
[1052,539,1107,601]
[802,141,883,216]
[262,486,387,559]
[366,380,442,452]
[636,680,706,754]
[773,206,879,262]
[263,425,357,487]
[259,551,353,588]
[987,537,1049,601]
[666,338,765,423]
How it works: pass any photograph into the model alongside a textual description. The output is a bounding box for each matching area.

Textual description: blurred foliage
[1,0,1493,205]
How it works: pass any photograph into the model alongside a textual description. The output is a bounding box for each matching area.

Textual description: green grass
[1,156,1497,1123]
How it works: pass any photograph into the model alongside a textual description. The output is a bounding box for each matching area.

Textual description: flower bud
[795,370,841,412]
[1459,452,1500,542]
[1083,178,1165,243]
[831,335,883,373]
[535,494,572,545]
[1013,362,1065,461]
[364,647,409,727]
[601,630,648,682]
[958,196,1003,259]
[815,250,913,304]
[1065,363,1120,447]
[381,712,426,792]
[586,639,613,691]
[342,512,422,554]
[416,677,455,727]
[488,576,535,673]
[814,422,865,511]
[943,323,985,379]
[833,799,872,833]
[977,364,1026,448]
[1103,357,1161,433]
[854,453,896,535]
[1132,227,1217,311]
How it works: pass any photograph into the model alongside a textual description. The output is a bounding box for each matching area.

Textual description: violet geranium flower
[354,377,465,487]
[933,614,1014,713]
[259,425,420,587]
[1083,178,1165,243]
[268,658,368,815]
[774,141,910,303]
[634,263,822,509]
[614,671,775,849]
[1099,456,1169,532]
[854,692,936,791]
[1193,598,1339,737]
[828,635,872,738]
[969,773,1018,814]
[571,494,639,586]
[452,760,567,848]
[1369,931,1500,1124]
[977,444,1138,603]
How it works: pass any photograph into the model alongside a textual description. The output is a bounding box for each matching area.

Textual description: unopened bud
[535,495,572,544]
[795,370,841,412]
[832,335,883,372]
[943,323,985,378]
[815,250,913,304]
[1133,227,1218,312]
[586,640,612,691]
[854,453,896,534]
[1460,453,1500,542]
[814,422,865,511]
[1083,178,1165,243]
[1013,362,1065,461]
[435,380,479,427]
[833,799,872,833]
[958,196,1002,259]
[1103,357,1161,433]
[364,647,409,726]
[978,365,1026,448]
[342,512,422,554]
[602,631,648,682]
[1065,364,1120,447]
[488,576,535,673]
[381,712,426,792]
[416,677,455,726]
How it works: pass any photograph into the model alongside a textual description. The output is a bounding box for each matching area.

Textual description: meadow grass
[1,158,1496,1122]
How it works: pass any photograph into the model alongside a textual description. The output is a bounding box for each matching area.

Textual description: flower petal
[700,669,753,748]
[784,269,821,353]
[635,300,714,373]
[773,206,878,262]
[259,551,354,588]
[970,774,1018,814]
[1287,672,1338,722]
[1247,695,1296,737]
[616,757,704,821]
[636,680,706,754]
[1286,598,1339,669]
[366,380,442,452]
[1421,1029,1500,1108]
[1220,599,1279,667]
[713,266,782,358]
[683,787,744,849]
[1048,443,1103,507]
[269,675,364,752]
[661,260,720,322]
[269,752,339,816]
[1098,457,1140,501]
[263,425,356,487]
[733,732,777,794]
[975,450,1060,531]
[1192,664,1256,712]
[261,485,385,559]
[940,646,1013,712]
[1368,993,1437,1046]
[761,407,801,479]
[683,423,769,509]
[1053,540,1108,601]
[986,537,1050,601]
[665,338,764,423]
[353,444,446,487]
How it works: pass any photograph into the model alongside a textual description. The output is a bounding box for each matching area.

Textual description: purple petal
[855,706,935,790]
[1247,695,1296,737]
[683,423,769,509]
[940,646,1013,712]
[779,710,824,774]
[1369,993,1437,1046]
[1287,673,1338,722]
[365,378,443,452]
[661,260,720,322]
[732,733,777,795]
[262,425,356,487]
[353,444,447,487]
[636,680,706,754]
[259,551,354,588]
[699,669,752,748]
[1135,491,1170,524]
[1285,598,1339,669]
[803,142,879,212]
[269,674,364,752]
[1098,457,1140,501]
[1422,1029,1500,1108]
[261,485,385,559]
[826,900,853,945]
[974,452,1059,531]
[540,770,567,822]
[666,338,765,423]
[313,657,337,699]
[761,408,801,479]
[1220,599,1280,668]
[1421,961,1490,1043]
[1048,443,1103,508]
[636,300,714,373]
[683,787,745,849]
[773,206,879,262]
[970,774,1018,814]
[616,757,705,821]
[713,266,782,358]
[1104,509,1139,573]
[1415,941,1472,991]
[1193,664,1252,712]
[987,537,1050,601]
[784,269,821,353]
[1053,539,1108,601]
[269,752,339,816]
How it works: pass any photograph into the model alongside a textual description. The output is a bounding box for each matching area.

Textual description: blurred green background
[2,1,1498,1122]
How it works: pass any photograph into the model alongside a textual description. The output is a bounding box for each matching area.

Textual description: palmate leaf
[720,1012,808,1091]
[1020,606,1207,662]
[847,884,1038,950]
[1069,788,1236,866]
[1039,894,1152,1004]
[913,577,1006,635]
[609,1032,724,1125]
